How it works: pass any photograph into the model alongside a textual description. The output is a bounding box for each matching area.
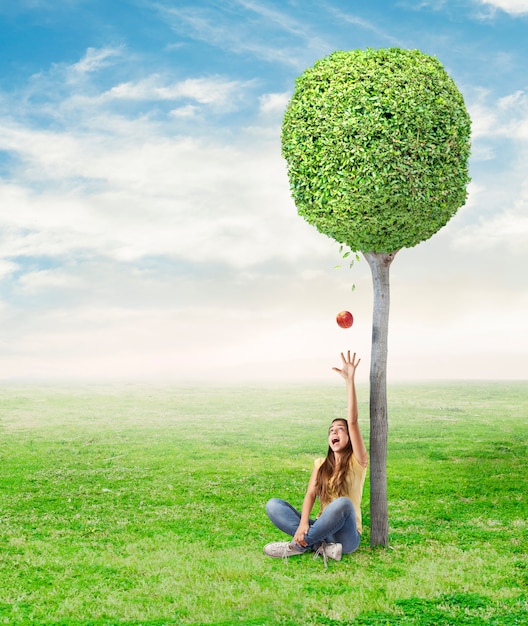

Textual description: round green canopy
[281,48,472,253]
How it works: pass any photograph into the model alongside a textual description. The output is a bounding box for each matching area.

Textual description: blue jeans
[265,496,361,554]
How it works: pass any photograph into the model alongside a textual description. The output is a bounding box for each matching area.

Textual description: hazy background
[0,0,527,383]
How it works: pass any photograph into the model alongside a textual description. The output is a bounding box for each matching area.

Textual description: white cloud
[455,181,528,252]
[0,50,309,274]
[478,0,528,15]
[326,7,404,46]
[467,88,528,141]
[18,269,82,293]
[467,93,499,140]
[157,4,330,69]
[101,75,254,110]
[497,91,528,139]
[170,105,198,118]
[0,259,18,279]
[70,47,124,76]
[0,116,333,269]
[259,92,290,115]
[456,88,528,252]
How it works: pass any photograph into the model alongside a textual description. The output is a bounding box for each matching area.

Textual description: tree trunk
[363,251,397,547]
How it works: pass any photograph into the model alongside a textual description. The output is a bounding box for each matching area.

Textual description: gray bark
[364,251,397,547]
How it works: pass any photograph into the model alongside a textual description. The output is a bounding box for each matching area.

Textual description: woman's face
[328,420,350,453]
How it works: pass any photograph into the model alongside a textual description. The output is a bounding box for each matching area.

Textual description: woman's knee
[332,496,355,516]
[265,497,283,517]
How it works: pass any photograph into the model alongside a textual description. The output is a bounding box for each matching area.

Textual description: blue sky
[0,0,527,383]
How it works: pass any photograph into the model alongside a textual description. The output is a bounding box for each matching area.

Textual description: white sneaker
[313,542,342,568]
[263,541,305,559]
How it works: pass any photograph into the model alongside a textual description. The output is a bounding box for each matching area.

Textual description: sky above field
[0,0,527,383]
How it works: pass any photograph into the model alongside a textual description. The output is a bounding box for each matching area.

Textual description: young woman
[264,351,368,565]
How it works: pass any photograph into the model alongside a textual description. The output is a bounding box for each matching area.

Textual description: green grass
[0,382,526,625]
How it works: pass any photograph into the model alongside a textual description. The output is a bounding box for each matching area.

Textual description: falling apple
[336,310,354,329]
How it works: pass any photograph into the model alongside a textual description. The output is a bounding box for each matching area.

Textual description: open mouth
[331,437,340,445]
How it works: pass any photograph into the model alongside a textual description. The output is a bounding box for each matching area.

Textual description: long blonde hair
[316,419,354,505]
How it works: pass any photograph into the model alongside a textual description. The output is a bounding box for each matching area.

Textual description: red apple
[336,310,354,329]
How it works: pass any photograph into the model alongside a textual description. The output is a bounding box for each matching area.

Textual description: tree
[281,48,471,547]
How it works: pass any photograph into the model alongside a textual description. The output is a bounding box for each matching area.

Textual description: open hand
[332,350,360,382]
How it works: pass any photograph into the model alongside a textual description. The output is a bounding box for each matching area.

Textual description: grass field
[0,382,526,625]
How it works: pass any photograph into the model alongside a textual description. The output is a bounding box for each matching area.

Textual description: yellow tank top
[314,455,367,534]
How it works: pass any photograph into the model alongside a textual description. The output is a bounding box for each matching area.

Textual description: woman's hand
[332,350,360,383]
[293,522,310,548]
